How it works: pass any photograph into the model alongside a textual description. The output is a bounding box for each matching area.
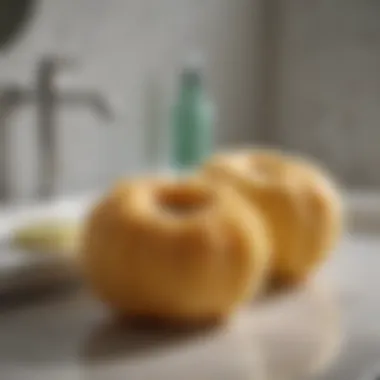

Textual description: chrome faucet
[0,86,32,200]
[0,56,113,202]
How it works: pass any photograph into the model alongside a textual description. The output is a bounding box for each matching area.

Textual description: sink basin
[0,191,99,295]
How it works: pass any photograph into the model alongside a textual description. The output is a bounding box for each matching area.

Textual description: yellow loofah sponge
[202,149,343,286]
[82,177,271,325]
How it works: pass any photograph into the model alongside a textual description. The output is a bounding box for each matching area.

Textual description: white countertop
[0,229,379,380]
[0,191,379,380]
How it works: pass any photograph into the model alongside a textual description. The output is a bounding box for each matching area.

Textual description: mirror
[0,0,36,52]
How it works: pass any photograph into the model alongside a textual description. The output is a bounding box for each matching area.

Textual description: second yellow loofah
[202,149,343,286]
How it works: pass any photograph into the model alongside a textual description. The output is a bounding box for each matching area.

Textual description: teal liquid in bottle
[171,64,214,174]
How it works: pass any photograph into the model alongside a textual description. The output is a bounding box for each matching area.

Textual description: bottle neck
[178,69,204,98]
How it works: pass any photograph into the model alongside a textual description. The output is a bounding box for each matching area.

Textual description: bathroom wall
[267,0,380,188]
[0,0,261,200]
[2,0,379,200]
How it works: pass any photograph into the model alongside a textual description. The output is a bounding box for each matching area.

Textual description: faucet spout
[59,91,114,121]
[0,56,115,202]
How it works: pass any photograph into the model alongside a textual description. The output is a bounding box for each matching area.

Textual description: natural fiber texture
[202,149,343,285]
[82,177,271,324]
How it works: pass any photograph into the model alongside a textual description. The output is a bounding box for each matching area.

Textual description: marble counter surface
[0,193,379,380]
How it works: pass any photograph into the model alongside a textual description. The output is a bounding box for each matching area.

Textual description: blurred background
[1,2,380,379]
[1,0,379,205]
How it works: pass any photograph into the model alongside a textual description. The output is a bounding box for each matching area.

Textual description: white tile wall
[2,0,380,202]
[0,0,261,201]
[271,0,380,188]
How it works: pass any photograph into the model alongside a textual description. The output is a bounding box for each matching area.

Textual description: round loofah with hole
[202,149,343,286]
[82,177,271,325]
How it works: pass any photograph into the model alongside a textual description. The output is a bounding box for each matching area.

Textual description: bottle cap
[180,51,205,83]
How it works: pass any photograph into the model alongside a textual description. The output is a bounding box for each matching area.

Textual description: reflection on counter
[82,277,342,380]
[249,279,342,380]
[0,268,346,379]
